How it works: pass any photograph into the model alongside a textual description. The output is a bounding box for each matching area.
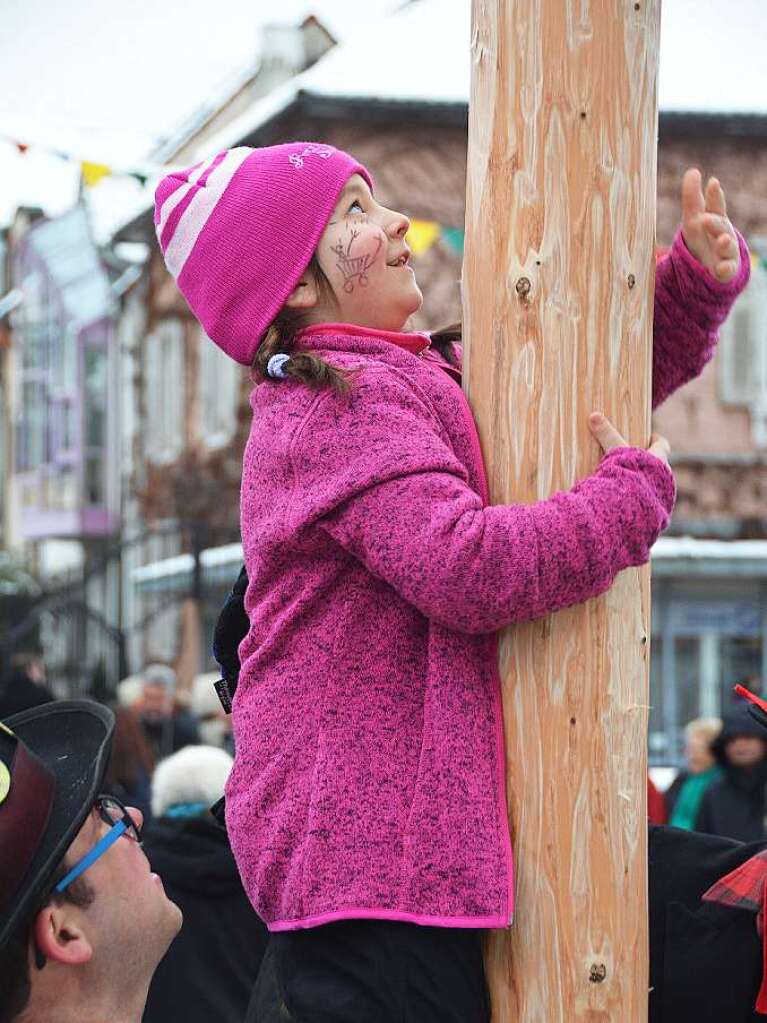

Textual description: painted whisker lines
[331,230,382,293]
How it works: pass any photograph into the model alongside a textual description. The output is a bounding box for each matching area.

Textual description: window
[83,342,109,506]
[718,259,767,443]
[17,271,49,472]
[144,320,185,464]
[197,327,240,448]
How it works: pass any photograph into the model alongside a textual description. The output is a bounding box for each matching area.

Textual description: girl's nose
[386,209,410,240]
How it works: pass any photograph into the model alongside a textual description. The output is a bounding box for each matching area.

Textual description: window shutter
[719,262,767,406]
[145,320,185,463]
[198,327,238,447]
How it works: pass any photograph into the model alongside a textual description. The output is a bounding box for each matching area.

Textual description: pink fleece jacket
[226,229,750,931]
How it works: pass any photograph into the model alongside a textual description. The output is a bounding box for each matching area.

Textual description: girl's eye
[348,199,365,215]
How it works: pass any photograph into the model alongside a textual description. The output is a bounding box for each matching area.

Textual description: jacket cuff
[670,227,751,306]
[599,445,677,518]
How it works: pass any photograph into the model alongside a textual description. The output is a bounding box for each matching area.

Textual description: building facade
[114,99,767,757]
[6,6,766,742]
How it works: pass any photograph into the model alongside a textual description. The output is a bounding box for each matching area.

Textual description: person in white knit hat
[141,746,267,1023]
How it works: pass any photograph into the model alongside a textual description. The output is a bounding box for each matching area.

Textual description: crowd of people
[0,139,761,1021]
[4,648,767,1023]
[644,705,767,845]
[0,657,266,1023]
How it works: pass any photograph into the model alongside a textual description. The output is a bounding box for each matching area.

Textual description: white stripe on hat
[164,148,252,280]
[155,155,220,246]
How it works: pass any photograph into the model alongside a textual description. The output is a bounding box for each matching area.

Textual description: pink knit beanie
[154,142,372,365]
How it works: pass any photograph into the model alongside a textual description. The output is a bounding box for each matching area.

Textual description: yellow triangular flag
[406,220,441,257]
[81,161,112,187]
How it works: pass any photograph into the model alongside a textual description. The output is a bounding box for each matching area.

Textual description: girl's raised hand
[588,412,670,467]
[680,168,740,283]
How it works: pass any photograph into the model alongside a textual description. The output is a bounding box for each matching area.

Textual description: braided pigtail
[430,322,462,367]
[251,256,353,394]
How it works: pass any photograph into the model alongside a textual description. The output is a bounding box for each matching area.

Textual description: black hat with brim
[736,684,767,734]
[0,700,114,949]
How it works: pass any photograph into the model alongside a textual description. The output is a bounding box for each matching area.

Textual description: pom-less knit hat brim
[154,143,373,366]
[0,701,114,949]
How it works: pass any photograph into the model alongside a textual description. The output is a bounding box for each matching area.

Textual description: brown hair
[251,264,462,389]
[429,322,461,367]
[104,707,155,792]
[251,254,352,394]
[0,861,95,1023]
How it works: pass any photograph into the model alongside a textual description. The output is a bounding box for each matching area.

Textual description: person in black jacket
[141,745,268,1023]
[649,823,766,1022]
[695,702,767,842]
[135,664,200,762]
[664,716,722,830]
[0,652,54,720]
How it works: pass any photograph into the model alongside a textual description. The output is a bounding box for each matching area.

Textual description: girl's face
[307,174,423,331]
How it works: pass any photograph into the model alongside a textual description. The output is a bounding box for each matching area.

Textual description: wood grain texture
[462,2,661,1019]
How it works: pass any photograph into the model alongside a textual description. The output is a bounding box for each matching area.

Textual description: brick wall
[136,116,767,536]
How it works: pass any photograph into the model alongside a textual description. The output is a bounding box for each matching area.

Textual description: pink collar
[296,322,431,356]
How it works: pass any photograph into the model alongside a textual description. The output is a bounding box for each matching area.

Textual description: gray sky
[0,0,398,224]
[1,0,765,231]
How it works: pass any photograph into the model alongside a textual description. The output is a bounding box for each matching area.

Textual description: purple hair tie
[267,353,290,380]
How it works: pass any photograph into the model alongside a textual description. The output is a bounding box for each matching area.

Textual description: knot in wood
[627,273,636,289]
[589,962,607,984]
[515,276,532,299]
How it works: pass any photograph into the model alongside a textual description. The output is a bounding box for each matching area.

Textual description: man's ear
[284,273,320,311]
[34,903,93,967]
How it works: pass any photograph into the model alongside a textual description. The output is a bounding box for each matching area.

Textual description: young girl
[154,142,748,1022]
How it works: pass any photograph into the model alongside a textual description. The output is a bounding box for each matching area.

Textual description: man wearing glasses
[0,700,182,1023]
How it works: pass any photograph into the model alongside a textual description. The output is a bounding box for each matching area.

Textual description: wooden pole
[462,2,661,1019]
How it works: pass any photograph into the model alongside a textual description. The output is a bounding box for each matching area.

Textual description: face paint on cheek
[330,225,383,293]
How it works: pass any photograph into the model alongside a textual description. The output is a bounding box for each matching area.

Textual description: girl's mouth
[387,252,411,268]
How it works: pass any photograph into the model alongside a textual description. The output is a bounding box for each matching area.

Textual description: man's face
[724,735,767,769]
[63,802,181,971]
[140,683,172,722]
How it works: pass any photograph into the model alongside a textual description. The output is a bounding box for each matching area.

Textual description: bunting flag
[405,230,767,273]
[1,131,162,189]
[4,131,767,273]
[406,219,441,256]
[441,226,466,255]
[80,161,113,187]
[406,219,465,258]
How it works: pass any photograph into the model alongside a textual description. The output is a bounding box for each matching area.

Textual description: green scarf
[669,766,722,831]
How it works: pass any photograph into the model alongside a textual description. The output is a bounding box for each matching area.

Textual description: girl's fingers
[589,412,627,453]
[716,232,738,257]
[681,167,705,220]
[704,176,727,217]
[702,212,732,238]
[715,259,738,282]
[648,432,671,465]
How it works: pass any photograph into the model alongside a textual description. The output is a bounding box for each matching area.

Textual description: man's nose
[127,806,144,834]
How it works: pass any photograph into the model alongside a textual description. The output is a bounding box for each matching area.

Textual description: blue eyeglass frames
[54,795,142,893]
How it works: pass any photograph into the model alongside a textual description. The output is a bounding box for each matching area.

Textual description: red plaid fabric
[703,848,767,1014]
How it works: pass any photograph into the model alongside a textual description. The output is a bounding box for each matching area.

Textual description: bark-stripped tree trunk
[462,2,661,1019]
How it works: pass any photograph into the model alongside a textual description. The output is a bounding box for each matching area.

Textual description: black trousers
[246,919,491,1023]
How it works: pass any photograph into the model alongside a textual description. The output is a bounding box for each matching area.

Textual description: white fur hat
[150,744,233,818]
[142,663,177,690]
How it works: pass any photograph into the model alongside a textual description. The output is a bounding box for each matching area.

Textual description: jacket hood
[711,702,767,766]
[142,816,242,896]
